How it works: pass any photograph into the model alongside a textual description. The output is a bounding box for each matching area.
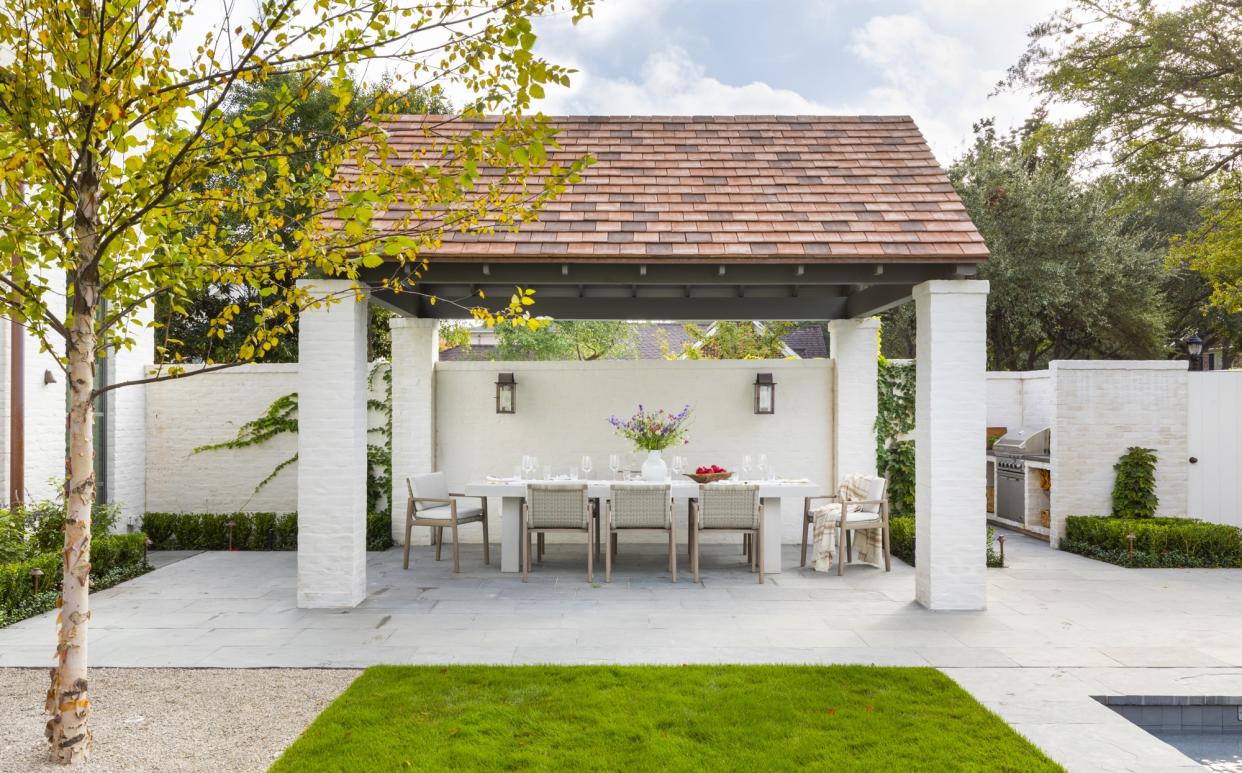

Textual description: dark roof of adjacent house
[372,115,988,263]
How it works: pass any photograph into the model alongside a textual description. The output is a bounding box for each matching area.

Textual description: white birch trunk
[46,111,100,763]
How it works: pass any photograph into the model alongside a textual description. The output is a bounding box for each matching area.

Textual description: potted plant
[608,405,692,481]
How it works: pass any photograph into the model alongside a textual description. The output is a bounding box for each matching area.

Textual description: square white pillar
[388,317,438,543]
[829,318,880,488]
[297,280,369,608]
[914,279,989,611]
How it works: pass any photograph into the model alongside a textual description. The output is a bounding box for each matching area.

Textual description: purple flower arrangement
[608,404,692,452]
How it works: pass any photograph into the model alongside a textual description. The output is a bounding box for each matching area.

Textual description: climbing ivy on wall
[195,362,394,512]
[875,357,915,517]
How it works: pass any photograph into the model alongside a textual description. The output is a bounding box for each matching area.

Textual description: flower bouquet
[608,405,691,481]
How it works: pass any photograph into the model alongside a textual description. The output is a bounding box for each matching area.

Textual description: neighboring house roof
[372,115,988,263]
[439,322,828,361]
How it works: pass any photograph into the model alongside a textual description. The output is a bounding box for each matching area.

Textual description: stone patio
[2,529,1240,771]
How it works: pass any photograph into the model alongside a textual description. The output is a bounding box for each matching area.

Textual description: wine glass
[521,455,533,479]
[581,455,593,480]
[608,453,621,480]
[672,455,685,476]
[757,453,769,480]
[741,454,753,481]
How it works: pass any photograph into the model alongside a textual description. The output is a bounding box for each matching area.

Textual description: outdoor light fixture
[495,372,517,414]
[227,519,237,552]
[29,567,44,593]
[1187,333,1204,371]
[754,373,776,415]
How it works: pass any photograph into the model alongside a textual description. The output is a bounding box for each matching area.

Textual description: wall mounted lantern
[754,372,775,414]
[496,372,517,414]
[1186,333,1203,372]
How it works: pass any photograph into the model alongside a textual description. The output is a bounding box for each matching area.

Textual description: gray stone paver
[1,528,1239,771]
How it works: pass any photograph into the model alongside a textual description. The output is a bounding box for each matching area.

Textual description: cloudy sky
[529,0,1065,165]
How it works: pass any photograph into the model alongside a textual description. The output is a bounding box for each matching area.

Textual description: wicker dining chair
[690,483,764,584]
[523,483,595,583]
[605,483,675,583]
[404,473,489,573]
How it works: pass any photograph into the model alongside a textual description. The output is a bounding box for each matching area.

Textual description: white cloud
[540,46,839,116]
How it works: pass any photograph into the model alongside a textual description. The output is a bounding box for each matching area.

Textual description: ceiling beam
[845,284,915,318]
[373,261,960,287]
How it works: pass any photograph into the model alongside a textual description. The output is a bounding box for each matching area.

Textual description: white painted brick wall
[829,318,879,486]
[388,318,438,542]
[105,304,155,528]
[296,281,368,608]
[914,280,989,611]
[1049,361,1188,545]
[986,371,1052,431]
[432,359,834,546]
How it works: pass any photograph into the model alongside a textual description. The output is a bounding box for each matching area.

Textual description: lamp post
[1187,333,1203,372]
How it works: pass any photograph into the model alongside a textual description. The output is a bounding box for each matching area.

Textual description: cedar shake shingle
[363,115,988,263]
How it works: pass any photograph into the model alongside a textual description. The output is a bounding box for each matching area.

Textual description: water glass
[741,454,753,481]
[609,453,621,480]
[581,455,593,480]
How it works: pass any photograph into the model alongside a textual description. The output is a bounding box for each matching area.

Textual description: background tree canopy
[883,120,1167,369]
[156,74,449,363]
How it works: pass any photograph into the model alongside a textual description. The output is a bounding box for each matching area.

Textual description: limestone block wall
[985,371,1052,432]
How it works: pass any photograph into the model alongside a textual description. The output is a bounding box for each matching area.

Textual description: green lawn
[271,665,1060,772]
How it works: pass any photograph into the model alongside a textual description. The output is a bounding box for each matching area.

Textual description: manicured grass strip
[271,665,1060,772]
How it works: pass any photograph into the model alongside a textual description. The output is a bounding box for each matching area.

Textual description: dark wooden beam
[845,284,915,318]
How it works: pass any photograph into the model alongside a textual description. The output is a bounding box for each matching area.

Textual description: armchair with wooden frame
[403,473,489,573]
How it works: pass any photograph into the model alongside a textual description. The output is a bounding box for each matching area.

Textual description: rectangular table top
[464,479,822,498]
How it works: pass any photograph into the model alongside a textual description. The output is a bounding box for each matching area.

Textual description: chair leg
[668,527,676,583]
[403,516,413,571]
[435,527,443,561]
[882,525,891,572]
[611,533,618,562]
[837,524,847,576]
[756,528,764,584]
[482,511,491,566]
[586,522,594,583]
[692,526,699,583]
[605,527,612,583]
[847,530,854,562]
[451,522,460,574]
[742,534,748,555]
[800,514,810,567]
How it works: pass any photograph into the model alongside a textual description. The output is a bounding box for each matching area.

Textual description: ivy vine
[194,362,394,512]
[875,357,915,517]
[1111,446,1158,519]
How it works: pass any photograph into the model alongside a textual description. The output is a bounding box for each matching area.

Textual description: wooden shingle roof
[377,115,988,263]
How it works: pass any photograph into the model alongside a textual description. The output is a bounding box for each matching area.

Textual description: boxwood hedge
[1062,515,1242,568]
[142,512,394,552]
[1,532,148,627]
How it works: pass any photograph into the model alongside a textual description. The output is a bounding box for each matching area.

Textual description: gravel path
[0,668,360,772]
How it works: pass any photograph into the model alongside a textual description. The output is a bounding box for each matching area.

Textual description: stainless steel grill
[992,427,1050,523]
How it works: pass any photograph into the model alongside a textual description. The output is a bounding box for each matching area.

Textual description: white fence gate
[1188,371,1242,527]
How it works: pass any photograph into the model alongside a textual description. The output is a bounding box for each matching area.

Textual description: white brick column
[914,279,989,611]
[388,317,438,543]
[829,318,880,488]
[297,280,369,608]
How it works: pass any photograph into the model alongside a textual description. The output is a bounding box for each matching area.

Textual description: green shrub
[1063,515,1242,568]
[1,532,149,625]
[887,516,1002,568]
[142,512,392,552]
[367,512,394,551]
[0,559,151,629]
[1112,447,1158,519]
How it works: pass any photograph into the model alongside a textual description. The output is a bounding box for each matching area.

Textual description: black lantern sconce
[1186,333,1203,372]
[754,372,775,414]
[496,372,517,414]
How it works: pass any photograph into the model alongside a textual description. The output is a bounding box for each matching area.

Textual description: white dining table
[463,479,822,575]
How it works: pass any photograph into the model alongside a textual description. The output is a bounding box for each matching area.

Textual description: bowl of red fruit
[686,464,733,483]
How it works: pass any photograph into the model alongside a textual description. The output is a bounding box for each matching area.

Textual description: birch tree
[0,0,593,762]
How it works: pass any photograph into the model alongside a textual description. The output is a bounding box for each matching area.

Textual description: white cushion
[417,502,483,522]
[840,473,886,514]
[410,472,450,501]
